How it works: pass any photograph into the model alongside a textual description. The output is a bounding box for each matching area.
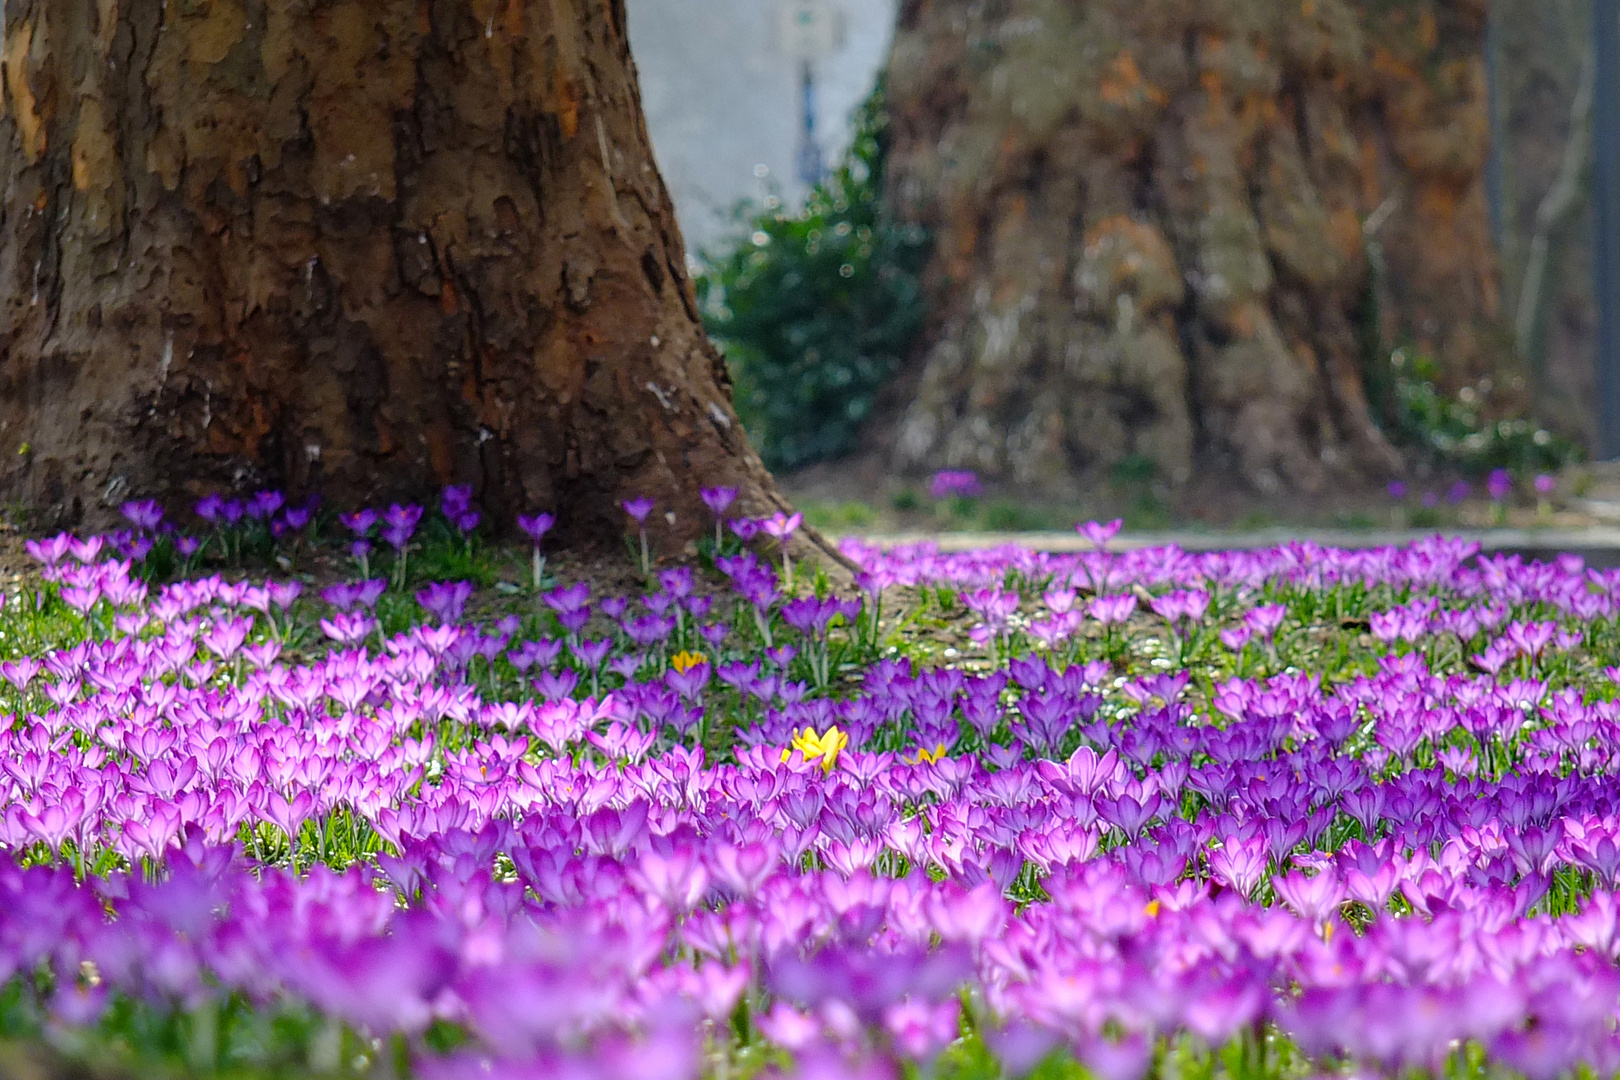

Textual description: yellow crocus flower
[780,725,848,773]
[670,651,707,673]
[909,743,948,766]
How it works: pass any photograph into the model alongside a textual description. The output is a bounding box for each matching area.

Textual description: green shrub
[1378,349,1583,475]
[697,81,931,471]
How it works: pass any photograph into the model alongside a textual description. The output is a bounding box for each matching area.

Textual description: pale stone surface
[625,0,897,254]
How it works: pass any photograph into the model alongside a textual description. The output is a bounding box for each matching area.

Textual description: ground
[781,459,1615,538]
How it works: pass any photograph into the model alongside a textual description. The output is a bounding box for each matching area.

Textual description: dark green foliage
[1379,349,1583,475]
[697,82,931,471]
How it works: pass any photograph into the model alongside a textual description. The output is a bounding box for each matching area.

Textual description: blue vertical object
[1597,0,1620,458]
[797,59,823,187]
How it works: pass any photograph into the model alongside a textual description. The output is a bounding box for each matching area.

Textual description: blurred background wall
[1492,0,1599,447]
[626,0,897,255]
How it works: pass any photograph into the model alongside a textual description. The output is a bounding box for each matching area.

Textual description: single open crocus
[247,490,285,520]
[781,725,848,773]
[340,508,379,537]
[1077,518,1124,551]
[930,470,982,500]
[121,499,164,532]
[700,487,737,548]
[1487,468,1513,502]
[762,511,802,589]
[441,484,474,519]
[517,512,555,591]
[416,580,475,624]
[622,497,655,575]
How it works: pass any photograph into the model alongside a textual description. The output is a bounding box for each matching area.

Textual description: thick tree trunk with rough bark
[882,0,1505,494]
[0,0,793,544]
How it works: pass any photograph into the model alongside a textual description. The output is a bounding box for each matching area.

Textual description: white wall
[626,0,897,257]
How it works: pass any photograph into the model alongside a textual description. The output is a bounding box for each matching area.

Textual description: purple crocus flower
[121,499,164,531]
[930,470,982,500]
[624,497,656,575]
[1077,518,1124,551]
[700,486,737,517]
[517,512,555,544]
[247,490,285,520]
[441,485,474,518]
[383,503,423,544]
[1487,468,1513,502]
[518,512,555,590]
[340,509,379,537]
[416,580,475,624]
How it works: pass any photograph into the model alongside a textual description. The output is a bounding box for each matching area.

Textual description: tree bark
[0,0,794,546]
[881,0,1505,494]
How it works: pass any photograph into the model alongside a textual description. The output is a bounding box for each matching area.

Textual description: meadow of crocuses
[2,490,1619,1079]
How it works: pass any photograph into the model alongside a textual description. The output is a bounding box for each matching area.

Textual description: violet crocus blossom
[930,470,982,500]
[700,486,737,548]
[518,512,555,591]
[340,508,379,537]
[762,511,802,589]
[121,499,164,532]
[416,580,475,624]
[624,497,655,575]
[1077,518,1124,551]
[441,485,474,519]
[247,490,285,521]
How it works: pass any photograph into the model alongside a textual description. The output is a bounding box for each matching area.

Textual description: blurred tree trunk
[1493,0,1599,447]
[881,0,1506,494]
[0,0,794,543]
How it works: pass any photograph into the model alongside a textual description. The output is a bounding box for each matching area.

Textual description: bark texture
[883,0,1505,494]
[0,0,792,543]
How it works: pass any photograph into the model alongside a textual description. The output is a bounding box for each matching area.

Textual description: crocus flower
[624,497,655,574]
[762,511,803,589]
[441,485,474,518]
[121,499,164,531]
[340,508,378,537]
[416,580,475,624]
[782,725,847,773]
[1077,518,1124,551]
[700,487,738,548]
[517,512,555,590]
[930,470,982,500]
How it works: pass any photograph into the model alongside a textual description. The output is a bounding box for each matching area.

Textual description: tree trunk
[0,0,793,546]
[881,0,1505,494]
[1493,0,1599,448]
